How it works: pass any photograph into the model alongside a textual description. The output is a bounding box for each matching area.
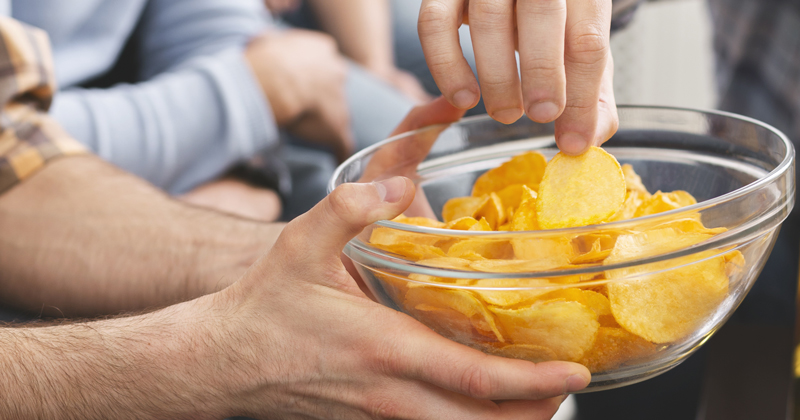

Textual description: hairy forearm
[307,0,394,73]
[0,297,232,420]
[0,156,284,316]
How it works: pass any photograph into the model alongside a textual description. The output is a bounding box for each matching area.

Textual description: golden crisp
[536,147,626,229]
[609,190,649,222]
[622,164,649,194]
[579,327,658,373]
[491,300,600,361]
[509,185,539,231]
[605,229,729,343]
[442,196,487,223]
[373,242,446,261]
[494,184,528,214]
[634,191,697,217]
[472,151,547,197]
[405,287,504,342]
[473,192,507,229]
[485,343,558,363]
[471,278,555,307]
[447,239,514,260]
[363,150,739,373]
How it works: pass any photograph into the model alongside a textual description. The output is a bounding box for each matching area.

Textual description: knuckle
[566,25,609,65]
[418,1,455,34]
[471,0,512,22]
[480,77,519,90]
[518,0,566,15]
[327,184,364,223]
[460,362,495,399]
[425,52,461,71]
[521,55,563,75]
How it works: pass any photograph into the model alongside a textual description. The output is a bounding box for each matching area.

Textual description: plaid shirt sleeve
[0,16,86,195]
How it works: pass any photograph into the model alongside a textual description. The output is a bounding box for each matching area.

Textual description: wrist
[186,222,284,299]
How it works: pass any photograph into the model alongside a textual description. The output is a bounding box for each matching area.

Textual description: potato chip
[472,151,548,197]
[473,192,507,229]
[373,242,447,261]
[442,196,487,223]
[472,278,555,307]
[605,229,729,343]
[470,218,493,231]
[621,164,649,194]
[485,343,558,363]
[579,327,657,373]
[494,184,527,213]
[470,258,569,273]
[447,239,513,260]
[511,236,574,263]
[445,217,479,230]
[539,288,612,317]
[509,186,539,231]
[609,190,649,222]
[417,257,474,270]
[724,250,746,277]
[393,215,446,228]
[405,287,504,342]
[536,147,626,229]
[370,227,441,247]
[647,217,726,235]
[491,300,599,361]
[570,234,617,264]
[634,191,697,218]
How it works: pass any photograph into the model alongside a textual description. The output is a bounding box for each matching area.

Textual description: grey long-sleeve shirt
[12,0,278,194]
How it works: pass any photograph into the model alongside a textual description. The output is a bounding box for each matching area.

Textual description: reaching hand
[204,171,590,418]
[418,0,619,155]
[246,29,355,162]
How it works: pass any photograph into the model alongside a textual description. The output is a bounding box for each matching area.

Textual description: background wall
[611,0,716,109]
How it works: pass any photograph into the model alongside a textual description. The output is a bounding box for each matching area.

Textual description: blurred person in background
[409,0,800,419]
[0,15,591,417]
[11,0,425,222]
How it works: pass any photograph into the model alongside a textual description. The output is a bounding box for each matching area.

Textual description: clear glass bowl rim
[332,105,795,279]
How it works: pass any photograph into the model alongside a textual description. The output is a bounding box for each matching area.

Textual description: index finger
[555,0,612,155]
[419,0,481,109]
[387,323,591,400]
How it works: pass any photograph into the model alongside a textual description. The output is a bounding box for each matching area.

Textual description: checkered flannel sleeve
[0,16,86,195]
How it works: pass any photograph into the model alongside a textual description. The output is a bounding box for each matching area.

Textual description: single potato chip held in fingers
[536,147,626,229]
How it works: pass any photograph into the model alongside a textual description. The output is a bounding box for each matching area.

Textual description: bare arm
[0,296,246,420]
[0,99,589,419]
[0,155,283,317]
[306,0,394,74]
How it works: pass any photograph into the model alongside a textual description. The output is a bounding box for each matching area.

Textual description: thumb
[286,177,415,261]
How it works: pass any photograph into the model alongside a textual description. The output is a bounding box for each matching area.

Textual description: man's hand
[246,29,355,162]
[202,174,590,418]
[418,0,619,155]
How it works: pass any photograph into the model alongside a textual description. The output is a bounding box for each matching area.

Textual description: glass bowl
[329,106,795,391]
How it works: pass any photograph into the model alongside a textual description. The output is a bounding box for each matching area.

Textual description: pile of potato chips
[369,148,744,373]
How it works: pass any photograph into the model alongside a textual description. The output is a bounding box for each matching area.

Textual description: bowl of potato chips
[330,106,795,391]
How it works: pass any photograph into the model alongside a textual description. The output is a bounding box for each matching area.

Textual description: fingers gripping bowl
[329,106,795,391]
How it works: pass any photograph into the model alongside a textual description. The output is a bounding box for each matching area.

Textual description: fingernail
[492,108,523,124]
[559,133,589,155]
[528,101,560,123]
[453,89,477,109]
[565,374,589,393]
[373,177,406,203]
